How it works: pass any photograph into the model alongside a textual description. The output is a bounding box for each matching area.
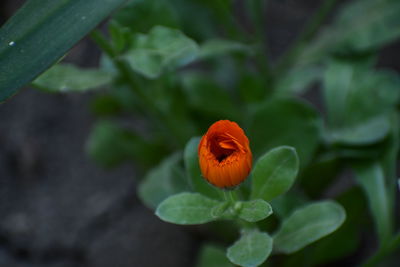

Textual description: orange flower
[198,120,252,189]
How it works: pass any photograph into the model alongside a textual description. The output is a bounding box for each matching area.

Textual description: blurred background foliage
[1,0,400,266]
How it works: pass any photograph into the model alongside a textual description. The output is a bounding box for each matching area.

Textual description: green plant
[1,0,400,266]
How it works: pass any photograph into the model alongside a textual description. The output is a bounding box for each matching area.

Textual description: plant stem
[90,31,153,111]
[223,189,239,204]
[275,0,337,75]
[90,30,184,148]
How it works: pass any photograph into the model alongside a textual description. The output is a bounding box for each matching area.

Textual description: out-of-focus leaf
[238,72,266,103]
[196,244,234,267]
[138,153,189,209]
[274,66,322,95]
[353,162,393,246]
[199,39,253,59]
[324,60,399,128]
[32,64,113,93]
[123,26,198,78]
[379,112,399,214]
[300,154,340,198]
[248,98,321,167]
[113,0,179,33]
[227,230,273,267]
[323,59,400,148]
[86,120,163,168]
[155,192,220,224]
[181,73,239,119]
[273,201,346,254]
[328,115,391,145]
[108,20,133,53]
[251,146,299,201]
[0,0,125,101]
[169,0,217,40]
[184,137,222,200]
[298,0,400,64]
[90,95,122,116]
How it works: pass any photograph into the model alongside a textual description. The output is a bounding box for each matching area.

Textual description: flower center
[209,134,243,163]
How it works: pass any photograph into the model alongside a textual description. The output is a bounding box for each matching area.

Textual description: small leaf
[273,201,346,254]
[227,230,273,267]
[251,146,299,201]
[138,154,189,209]
[155,192,220,225]
[32,63,113,92]
[199,39,253,59]
[310,188,365,265]
[184,137,222,199]
[196,244,234,267]
[238,199,273,223]
[124,26,198,78]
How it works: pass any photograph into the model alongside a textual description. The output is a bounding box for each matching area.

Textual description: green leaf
[196,244,234,267]
[86,120,163,168]
[248,98,321,167]
[299,0,400,64]
[380,112,399,219]
[238,199,273,223]
[322,60,400,147]
[327,115,391,145]
[113,0,179,33]
[273,201,346,254]
[274,66,322,95]
[323,60,399,130]
[310,188,365,265]
[155,192,220,225]
[139,154,189,209]
[270,193,308,220]
[184,137,222,199]
[251,146,299,201]
[199,39,253,59]
[181,73,239,119]
[0,0,125,101]
[227,230,273,267]
[123,26,198,78]
[353,162,393,245]
[32,64,113,93]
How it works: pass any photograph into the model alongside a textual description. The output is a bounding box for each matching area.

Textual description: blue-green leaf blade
[155,192,220,225]
[32,63,113,93]
[227,230,273,267]
[273,201,346,254]
[251,146,299,201]
[0,0,125,101]
[238,199,273,223]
